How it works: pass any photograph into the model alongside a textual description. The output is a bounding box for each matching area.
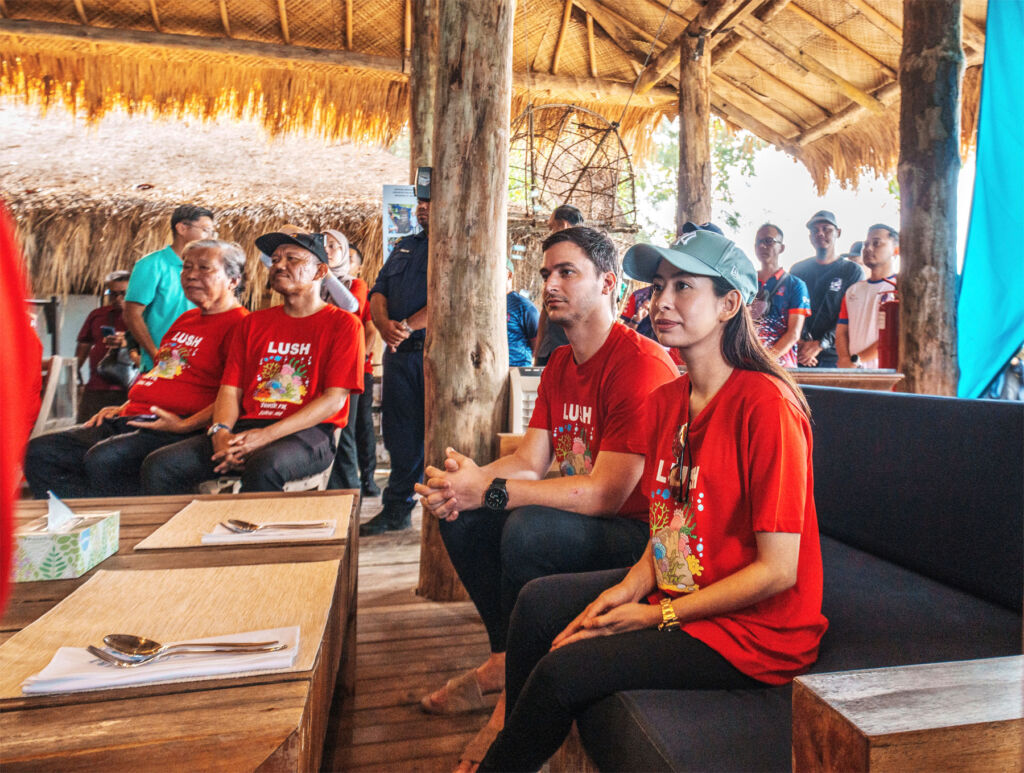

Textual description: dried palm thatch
[7,192,383,310]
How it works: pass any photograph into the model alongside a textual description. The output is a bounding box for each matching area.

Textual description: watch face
[485,485,508,511]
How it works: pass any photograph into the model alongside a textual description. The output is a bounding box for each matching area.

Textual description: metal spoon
[223,518,330,533]
[87,643,285,668]
[103,633,279,657]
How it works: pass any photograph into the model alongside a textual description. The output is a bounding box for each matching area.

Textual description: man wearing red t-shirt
[414,227,677,754]
[144,232,365,493]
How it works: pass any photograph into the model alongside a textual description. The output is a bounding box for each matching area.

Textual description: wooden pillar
[676,32,712,237]
[409,0,439,182]
[897,0,963,395]
[418,0,514,601]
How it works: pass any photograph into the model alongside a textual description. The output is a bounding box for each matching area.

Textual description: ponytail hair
[710,276,810,417]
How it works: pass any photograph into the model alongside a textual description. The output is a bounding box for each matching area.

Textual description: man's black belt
[394,338,424,353]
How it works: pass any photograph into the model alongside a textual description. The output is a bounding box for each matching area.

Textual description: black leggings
[478,569,764,773]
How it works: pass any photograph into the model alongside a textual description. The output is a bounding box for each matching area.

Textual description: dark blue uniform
[370,230,428,513]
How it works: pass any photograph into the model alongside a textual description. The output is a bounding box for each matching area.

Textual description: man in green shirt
[125,205,216,370]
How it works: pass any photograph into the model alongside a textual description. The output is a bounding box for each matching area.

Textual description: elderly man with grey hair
[24,239,249,498]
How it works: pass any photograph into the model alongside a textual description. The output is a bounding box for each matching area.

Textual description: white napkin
[22,626,300,694]
[200,521,336,544]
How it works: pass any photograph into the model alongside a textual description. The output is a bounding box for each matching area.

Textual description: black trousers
[24,417,199,498]
[355,370,377,485]
[380,349,424,511]
[479,570,763,772]
[438,505,649,652]
[139,420,337,494]
[328,390,361,489]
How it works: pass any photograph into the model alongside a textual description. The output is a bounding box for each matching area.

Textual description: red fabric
[529,324,677,520]
[642,370,827,684]
[222,305,364,428]
[0,202,40,615]
[123,307,248,418]
[349,278,375,376]
[77,305,127,391]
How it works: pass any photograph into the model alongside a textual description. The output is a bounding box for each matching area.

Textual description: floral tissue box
[14,511,120,582]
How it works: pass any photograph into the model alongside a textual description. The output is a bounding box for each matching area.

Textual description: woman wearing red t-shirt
[478,231,827,772]
[23,241,248,498]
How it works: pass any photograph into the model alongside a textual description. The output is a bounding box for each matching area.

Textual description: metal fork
[86,643,285,668]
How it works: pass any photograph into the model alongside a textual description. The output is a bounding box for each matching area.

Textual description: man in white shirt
[836,224,899,369]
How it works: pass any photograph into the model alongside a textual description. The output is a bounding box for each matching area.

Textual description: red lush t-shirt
[529,323,678,520]
[221,304,365,428]
[642,369,828,684]
[124,307,248,418]
[348,278,375,377]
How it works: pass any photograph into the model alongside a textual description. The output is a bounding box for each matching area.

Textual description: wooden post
[417,0,514,601]
[409,0,438,182]
[897,0,963,395]
[676,32,712,237]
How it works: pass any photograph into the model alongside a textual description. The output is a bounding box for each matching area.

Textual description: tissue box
[14,511,120,582]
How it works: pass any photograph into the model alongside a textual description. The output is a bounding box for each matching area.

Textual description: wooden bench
[793,656,1024,772]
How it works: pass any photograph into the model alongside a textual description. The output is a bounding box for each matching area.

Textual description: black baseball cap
[255,231,329,264]
[806,210,839,229]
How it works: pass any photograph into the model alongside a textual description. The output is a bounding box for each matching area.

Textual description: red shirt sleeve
[321,310,365,393]
[594,353,673,455]
[219,315,250,389]
[838,294,849,324]
[746,393,812,533]
[77,308,99,344]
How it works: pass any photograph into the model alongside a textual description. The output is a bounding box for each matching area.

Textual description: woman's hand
[126,406,191,433]
[84,404,123,427]
[551,581,649,650]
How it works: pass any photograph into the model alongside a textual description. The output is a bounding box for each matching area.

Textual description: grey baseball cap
[806,210,839,229]
[622,230,758,304]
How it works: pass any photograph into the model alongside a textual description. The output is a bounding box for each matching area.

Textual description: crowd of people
[24,186,900,772]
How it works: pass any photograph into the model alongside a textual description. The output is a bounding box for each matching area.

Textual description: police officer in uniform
[360,168,431,535]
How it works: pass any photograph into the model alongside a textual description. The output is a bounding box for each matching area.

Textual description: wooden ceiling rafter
[843,0,900,44]
[551,0,574,75]
[149,0,163,33]
[585,13,597,77]
[0,1,8,18]
[403,0,412,62]
[729,51,830,120]
[784,3,895,77]
[711,0,792,70]
[218,0,231,37]
[711,96,793,149]
[345,0,352,49]
[277,0,290,45]
[71,0,89,26]
[711,72,805,134]
[738,15,885,114]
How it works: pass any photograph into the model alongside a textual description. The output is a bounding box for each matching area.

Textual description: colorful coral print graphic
[650,424,705,593]
[148,343,192,379]
[552,424,594,476]
[253,357,309,404]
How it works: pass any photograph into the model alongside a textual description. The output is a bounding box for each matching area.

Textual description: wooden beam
[795,82,898,146]
[218,0,232,37]
[961,14,985,52]
[711,0,792,69]
[898,0,963,396]
[575,0,659,66]
[712,71,808,133]
[731,51,830,119]
[635,0,753,94]
[403,0,412,61]
[71,0,88,25]
[409,0,438,181]
[0,1,8,19]
[277,0,290,45]
[585,12,597,77]
[551,0,573,75]
[421,0,515,600]
[677,27,713,233]
[345,0,352,49]
[739,15,886,113]
[0,18,676,107]
[784,3,895,77]
[148,0,162,33]
[845,0,901,44]
[711,97,794,149]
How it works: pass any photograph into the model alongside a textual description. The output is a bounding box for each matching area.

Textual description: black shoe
[359,507,412,536]
[361,479,382,497]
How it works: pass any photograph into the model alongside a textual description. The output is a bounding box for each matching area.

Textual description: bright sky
[713,144,977,272]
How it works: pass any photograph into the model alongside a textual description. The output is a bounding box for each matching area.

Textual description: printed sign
[382,184,421,261]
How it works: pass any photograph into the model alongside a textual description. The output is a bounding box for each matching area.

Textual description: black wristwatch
[484,478,509,511]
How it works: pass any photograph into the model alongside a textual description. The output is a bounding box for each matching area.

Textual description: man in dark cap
[141,230,364,493]
[361,168,432,535]
[790,210,865,367]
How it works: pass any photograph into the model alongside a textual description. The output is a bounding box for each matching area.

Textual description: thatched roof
[0,1,988,190]
[0,104,408,304]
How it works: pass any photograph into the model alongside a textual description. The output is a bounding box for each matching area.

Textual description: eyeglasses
[672,422,694,505]
[105,290,126,298]
[756,237,782,247]
[184,221,218,237]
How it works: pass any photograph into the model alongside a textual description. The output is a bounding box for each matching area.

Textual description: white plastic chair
[31,356,78,439]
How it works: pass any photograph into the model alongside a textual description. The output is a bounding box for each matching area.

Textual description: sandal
[420,668,495,714]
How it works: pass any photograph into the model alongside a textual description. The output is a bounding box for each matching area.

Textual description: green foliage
[634,117,765,242]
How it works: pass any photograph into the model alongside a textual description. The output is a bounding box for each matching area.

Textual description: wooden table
[0,490,359,772]
[792,656,1024,772]
[791,368,904,391]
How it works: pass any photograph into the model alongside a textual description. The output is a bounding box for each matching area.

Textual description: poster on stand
[382,185,420,262]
